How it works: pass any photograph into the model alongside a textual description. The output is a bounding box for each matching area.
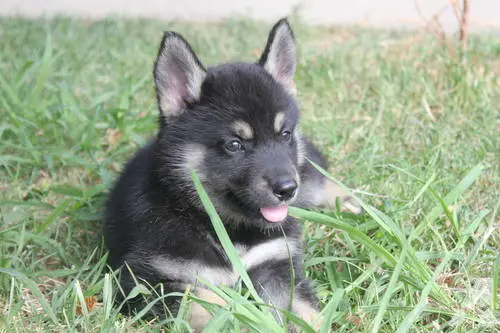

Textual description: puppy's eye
[281,130,292,141]
[225,140,244,152]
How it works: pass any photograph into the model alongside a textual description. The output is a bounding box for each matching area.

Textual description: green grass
[0,16,499,332]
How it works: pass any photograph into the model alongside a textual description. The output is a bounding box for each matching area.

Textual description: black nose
[272,179,297,201]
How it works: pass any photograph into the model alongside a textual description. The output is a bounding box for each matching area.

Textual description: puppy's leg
[249,257,322,330]
[117,260,227,332]
[189,287,226,332]
[115,261,184,320]
[296,136,361,214]
[292,297,323,331]
[318,179,362,214]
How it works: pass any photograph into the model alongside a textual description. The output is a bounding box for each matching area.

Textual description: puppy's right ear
[154,32,206,118]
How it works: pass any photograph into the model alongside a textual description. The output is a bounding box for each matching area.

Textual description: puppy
[104,18,360,331]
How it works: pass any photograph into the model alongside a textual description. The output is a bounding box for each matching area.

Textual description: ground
[0,17,498,332]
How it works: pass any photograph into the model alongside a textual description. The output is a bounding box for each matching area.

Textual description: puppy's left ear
[259,18,296,93]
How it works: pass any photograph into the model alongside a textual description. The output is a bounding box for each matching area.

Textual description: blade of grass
[395,249,454,333]
[126,292,184,326]
[289,207,397,267]
[195,279,283,332]
[428,187,460,239]
[493,253,499,312]
[344,265,378,294]
[7,277,16,321]
[0,71,21,107]
[36,199,70,233]
[73,280,89,323]
[460,209,489,244]
[320,288,344,333]
[29,28,53,105]
[462,222,496,271]
[406,173,436,209]
[416,163,484,235]
[305,256,361,267]
[371,235,410,333]
[102,273,113,321]
[191,170,262,303]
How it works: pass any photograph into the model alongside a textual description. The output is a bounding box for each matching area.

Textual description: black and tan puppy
[104,18,360,331]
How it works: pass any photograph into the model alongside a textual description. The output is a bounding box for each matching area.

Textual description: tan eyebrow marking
[231,120,254,140]
[274,112,285,133]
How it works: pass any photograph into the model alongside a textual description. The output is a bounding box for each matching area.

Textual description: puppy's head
[153,19,305,228]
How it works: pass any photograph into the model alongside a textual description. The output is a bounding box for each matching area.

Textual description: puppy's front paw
[293,299,323,331]
[340,196,362,215]
[189,287,226,332]
[321,180,362,214]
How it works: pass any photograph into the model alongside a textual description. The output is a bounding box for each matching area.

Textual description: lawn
[0,16,498,332]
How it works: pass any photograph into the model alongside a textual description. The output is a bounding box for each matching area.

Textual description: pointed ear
[153,32,207,118]
[258,18,296,92]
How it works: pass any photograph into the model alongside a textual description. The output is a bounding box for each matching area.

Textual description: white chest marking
[151,237,298,287]
[239,237,298,270]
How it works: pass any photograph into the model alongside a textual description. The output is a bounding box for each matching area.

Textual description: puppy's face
[154,19,304,228]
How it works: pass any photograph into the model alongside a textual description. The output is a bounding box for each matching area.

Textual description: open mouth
[259,205,289,223]
[225,190,289,223]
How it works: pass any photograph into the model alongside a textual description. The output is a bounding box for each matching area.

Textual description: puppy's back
[104,141,156,267]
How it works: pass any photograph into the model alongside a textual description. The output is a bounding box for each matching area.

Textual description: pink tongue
[260,206,289,223]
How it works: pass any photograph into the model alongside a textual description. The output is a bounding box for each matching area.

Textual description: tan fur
[231,120,254,140]
[293,299,323,330]
[189,288,324,332]
[289,81,297,96]
[321,180,362,214]
[274,112,285,133]
[189,288,226,332]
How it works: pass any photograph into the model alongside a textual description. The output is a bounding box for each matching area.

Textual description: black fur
[104,18,330,325]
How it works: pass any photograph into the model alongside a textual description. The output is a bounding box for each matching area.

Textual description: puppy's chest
[153,235,300,287]
[233,236,300,272]
[224,237,300,285]
[224,225,301,269]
